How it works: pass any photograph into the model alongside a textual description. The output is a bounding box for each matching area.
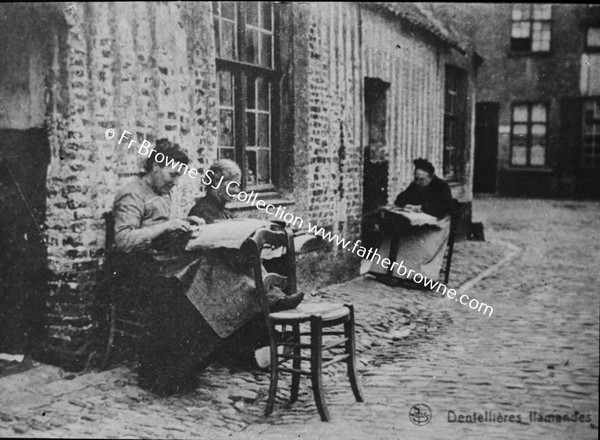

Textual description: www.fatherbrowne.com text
[105,128,494,317]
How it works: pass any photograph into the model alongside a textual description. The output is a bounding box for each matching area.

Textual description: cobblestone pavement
[1,197,598,439]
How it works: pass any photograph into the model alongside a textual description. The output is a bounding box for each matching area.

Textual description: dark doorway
[474,102,499,193]
[0,5,53,354]
[0,132,50,354]
[362,78,390,215]
[361,78,390,250]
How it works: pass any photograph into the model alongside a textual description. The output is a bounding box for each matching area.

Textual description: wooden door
[474,103,499,193]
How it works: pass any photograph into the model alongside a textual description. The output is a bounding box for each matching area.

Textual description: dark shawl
[394,176,453,218]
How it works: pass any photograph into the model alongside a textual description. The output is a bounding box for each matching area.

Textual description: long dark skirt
[138,276,268,395]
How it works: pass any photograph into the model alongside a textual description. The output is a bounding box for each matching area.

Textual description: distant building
[429,3,600,198]
[0,2,477,369]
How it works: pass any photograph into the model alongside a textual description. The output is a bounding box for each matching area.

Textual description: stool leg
[290,323,301,403]
[101,302,117,370]
[265,320,279,416]
[344,305,364,402]
[310,315,330,422]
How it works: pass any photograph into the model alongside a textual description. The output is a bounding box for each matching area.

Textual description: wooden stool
[266,302,364,421]
[244,225,364,422]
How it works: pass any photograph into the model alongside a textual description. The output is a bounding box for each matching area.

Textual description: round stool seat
[269,302,349,321]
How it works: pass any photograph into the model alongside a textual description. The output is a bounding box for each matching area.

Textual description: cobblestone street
[1,197,598,439]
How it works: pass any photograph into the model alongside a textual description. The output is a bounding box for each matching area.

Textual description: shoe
[269,292,304,313]
[396,278,430,291]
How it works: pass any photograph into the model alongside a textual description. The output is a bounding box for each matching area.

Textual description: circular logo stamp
[409,404,432,426]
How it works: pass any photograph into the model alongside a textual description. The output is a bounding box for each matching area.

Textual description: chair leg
[290,323,301,403]
[444,228,455,285]
[344,305,364,402]
[101,302,117,370]
[310,315,330,422]
[265,320,279,417]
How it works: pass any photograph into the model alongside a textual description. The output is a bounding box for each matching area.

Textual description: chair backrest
[450,198,460,232]
[103,211,115,251]
[242,225,297,315]
[442,199,460,284]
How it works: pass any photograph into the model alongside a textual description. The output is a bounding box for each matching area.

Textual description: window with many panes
[443,66,467,180]
[510,103,548,167]
[213,1,278,189]
[511,4,551,52]
[583,99,600,168]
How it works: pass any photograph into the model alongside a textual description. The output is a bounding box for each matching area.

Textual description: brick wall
[36,2,219,368]
[0,2,475,368]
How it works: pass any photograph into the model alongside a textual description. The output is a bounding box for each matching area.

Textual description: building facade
[430,3,600,198]
[0,2,477,369]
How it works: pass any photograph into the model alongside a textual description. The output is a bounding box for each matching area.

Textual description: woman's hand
[186,216,206,230]
[404,204,423,213]
[166,218,194,232]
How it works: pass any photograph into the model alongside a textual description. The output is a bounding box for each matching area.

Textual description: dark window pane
[257,77,270,111]
[511,38,531,52]
[247,76,256,109]
[261,2,272,31]
[214,18,220,56]
[245,29,259,64]
[257,113,270,147]
[444,119,456,141]
[219,147,235,161]
[218,70,233,106]
[212,2,220,16]
[246,2,259,27]
[219,110,234,146]
[247,112,256,146]
[221,1,235,20]
[446,94,457,115]
[246,150,257,185]
[260,34,272,68]
[257,149,271,184]
[221,21,236,59]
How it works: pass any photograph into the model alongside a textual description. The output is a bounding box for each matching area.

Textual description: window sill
[503,167,554,173]
[508,51,553,58]
[227,191,296,212]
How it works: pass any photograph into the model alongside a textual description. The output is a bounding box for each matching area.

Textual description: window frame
[213,1,282,192]
[443,64,467,182]
[510,4,552,54]
[509,101,549,168]
[582,97,600,169]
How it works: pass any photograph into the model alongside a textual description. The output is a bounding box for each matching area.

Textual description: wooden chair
[99,212,148,369]
[243,225,364,422]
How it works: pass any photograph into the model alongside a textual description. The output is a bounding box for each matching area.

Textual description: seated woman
[114,145,300,395]
[187,159,303,365]
[369,158,453,286]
